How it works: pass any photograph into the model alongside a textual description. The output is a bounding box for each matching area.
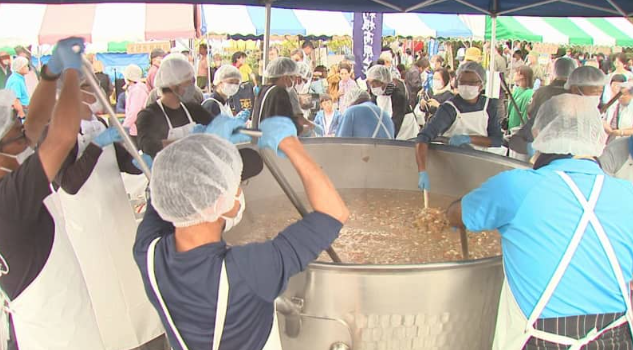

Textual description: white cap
[11,57,28,72]
[213,65,242,86]
[264,57,298,79]
[532,94,607,157]
[123,64,143,83]
[155,57,195,88]
[151,134,243,228]
[367,65,392,84]
[0,90,16,140]
[343,88,370,107]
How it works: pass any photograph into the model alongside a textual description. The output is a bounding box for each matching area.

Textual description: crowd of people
[0,34,633,350]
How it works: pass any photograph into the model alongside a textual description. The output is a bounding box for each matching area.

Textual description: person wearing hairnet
[121,64,149,146]
[366,65,409,136]
[0,37,120,350]
[252,57,301,132]
[336,89,395,139]
[136,56,212,158]
[133,116,349,350]
[415,61,504,191]
[5,57,30,119]
[202,65,243,118]
[509,65,607,157]
[447,94,633,350]
[146,53,205,106]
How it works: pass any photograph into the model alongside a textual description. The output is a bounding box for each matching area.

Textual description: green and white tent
[463,15,633,46]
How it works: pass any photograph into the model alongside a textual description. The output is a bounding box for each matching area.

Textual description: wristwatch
[40,65,60,81]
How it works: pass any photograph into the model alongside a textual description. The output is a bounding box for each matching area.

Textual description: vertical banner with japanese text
[353,12,383,80]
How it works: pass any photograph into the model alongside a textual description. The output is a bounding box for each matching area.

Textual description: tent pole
[206,33,211,92]
[488,15,497,98]
[263,1,272,71]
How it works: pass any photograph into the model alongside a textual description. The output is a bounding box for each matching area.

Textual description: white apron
[58,145,164,350]
[204,97,234,117]
[443,99,507,155]
[368,106,394,139]
[157,101,196,141]
[257,86,277,127]
[6,190,106,350]
[147,237,282,350]
[615,155,633,183]
[493,172,633,350]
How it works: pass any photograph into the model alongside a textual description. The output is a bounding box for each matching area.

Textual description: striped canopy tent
[202,5,473,39]
[0,3,197,50]
[469,15,633,46]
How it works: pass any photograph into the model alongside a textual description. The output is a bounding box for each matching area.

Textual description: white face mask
[432,79,445,92]
[0,166,13,174]
[1,146,34,166]
[371,86,385,96]
[458,85,480,100]
[295,82,305,94]
[222,83,239,98]
[81,90,102,115]
[221,191,245,233]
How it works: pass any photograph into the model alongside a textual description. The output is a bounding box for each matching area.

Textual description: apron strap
[257,86,276,127]
[369,106,391,139]
[147,237,190,350]
[212,261,229,350]
[526,172,604,328]
[147,238,230,350]
[0,288,12,350]
[156,101,175,130]
[179,103,194,124]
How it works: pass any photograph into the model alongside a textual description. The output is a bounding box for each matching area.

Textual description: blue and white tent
[202,5,473,39]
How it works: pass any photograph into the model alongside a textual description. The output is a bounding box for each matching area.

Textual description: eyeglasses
[0,123,26,151]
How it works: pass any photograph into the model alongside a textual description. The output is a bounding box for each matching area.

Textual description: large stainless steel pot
[229,138,528,350]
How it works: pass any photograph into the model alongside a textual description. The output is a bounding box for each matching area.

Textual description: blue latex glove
[48,37,85,74]
[526,142,535,157]
[258,117,298,158]
[236,109,251,122]
[192,124,206,134]
[449,135,471,147]
[628,136,633,158]
[205,115,251,144]
[92,127,123,148]
[418,171,430,191]
[133,154,153,171]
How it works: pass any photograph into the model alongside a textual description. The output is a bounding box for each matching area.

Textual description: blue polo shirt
[5,73,29,106]
[462,158,633,318]
[336,102,395,139]
[134,201,343,350]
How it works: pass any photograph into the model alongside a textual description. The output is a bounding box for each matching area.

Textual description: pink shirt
[338,78,358,113]
[146,65,159,91]
[123,83,150,136]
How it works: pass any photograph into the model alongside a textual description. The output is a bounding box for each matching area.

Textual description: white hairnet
[457,61,486,85]
[554,57,576,79]
[151,134,243,228]
[213,65,242,86]
[367,65,392,84]
[12,57,28,72]
[564,66,607,90]
[343,88,370,107]
[123,64,143,83]
[379,51,393,63]
[164,52,187,62]
[296,62,313,81]
[0,90,16,140]
[155,57,195,89]
[265,57,298,79]
[532,94,606,157]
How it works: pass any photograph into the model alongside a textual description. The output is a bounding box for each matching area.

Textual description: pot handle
[275,297,354,348]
